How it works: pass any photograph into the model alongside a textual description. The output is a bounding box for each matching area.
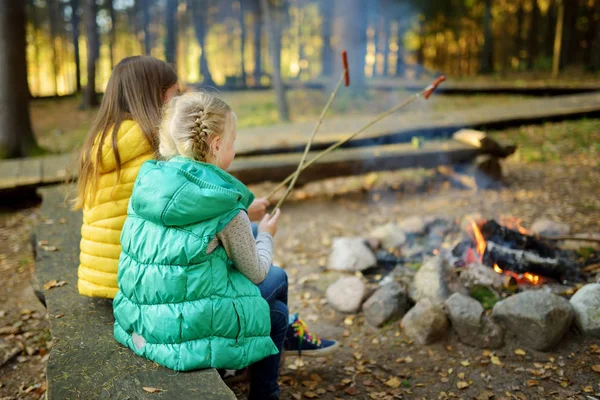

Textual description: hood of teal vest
[131,157,254,227]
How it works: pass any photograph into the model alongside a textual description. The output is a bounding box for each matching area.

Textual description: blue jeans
[248,224,289,400]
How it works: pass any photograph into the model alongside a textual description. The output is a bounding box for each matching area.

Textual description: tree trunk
[552,0,564,78]
[82,0,98,109]
[0,0,39,158]
[319,0,333,77]
[239,0,248,86]
[591,1,600,70]
[381,14,391,77]
[143,0,152,55]
[252,5,262,85]
[108,0,116,67]
[560,0,578,68]
[583,0,599,67]
[526,0,541,70]
[191,0,215,86]
[515,1,525,64]
[260,0,289,121]
[28,0,42,95]
[333,0,367,89]
[48,0,60,95]
[165,0,178,67]
[543,0,557,58]
[480,0,494,74]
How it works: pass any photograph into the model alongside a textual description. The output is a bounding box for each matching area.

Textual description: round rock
[326,276,367,313]
[570,283,600,337]
[445,293,503,349]
[327,237,377,272]
[368,223,407,249]
[401,299,449,345]
[362,282,409,327]
[492,290,573,351]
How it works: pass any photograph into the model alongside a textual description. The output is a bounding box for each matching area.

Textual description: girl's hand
[248,198,269,221]
[258,209,281,237]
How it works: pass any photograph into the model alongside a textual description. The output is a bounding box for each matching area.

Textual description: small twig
[273,72,345,211]
[540,236,600,243]
[267,76,447,200]
[273,51,350,211]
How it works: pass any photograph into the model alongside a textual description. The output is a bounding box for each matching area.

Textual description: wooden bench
[34,186,236,400]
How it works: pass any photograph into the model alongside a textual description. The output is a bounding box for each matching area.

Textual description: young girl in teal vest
[113,92,336,400]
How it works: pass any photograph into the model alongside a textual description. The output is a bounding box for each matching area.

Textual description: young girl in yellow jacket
[74,56,179,298]
[73,56,273,298]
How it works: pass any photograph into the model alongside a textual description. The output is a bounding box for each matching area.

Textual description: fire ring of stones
[324,216,600,350]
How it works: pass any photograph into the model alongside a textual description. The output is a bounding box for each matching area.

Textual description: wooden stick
[540,236,600,243]
[272,51,350,211]
[267,76,446,200]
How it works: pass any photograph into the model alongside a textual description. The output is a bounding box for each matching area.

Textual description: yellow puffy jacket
[78,120,155,298]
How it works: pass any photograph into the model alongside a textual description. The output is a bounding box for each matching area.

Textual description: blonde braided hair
[159,92,233,163]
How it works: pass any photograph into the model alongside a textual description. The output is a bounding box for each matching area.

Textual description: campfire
[457,217,584,286]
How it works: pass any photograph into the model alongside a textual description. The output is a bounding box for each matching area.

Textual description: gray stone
[398,216,428,235]
[460,263,504,290]
[530,218,571,238]
[362,282,409,327]
[326,276,367,313]
[492,290,573,351]
[410,255,452,304]
[570,283,600,337]
[369,223,407,249]
[327,237,377,272]
[445,293,503,349]
[401,299,449,345]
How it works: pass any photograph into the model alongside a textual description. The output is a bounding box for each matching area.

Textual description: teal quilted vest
[113,156,278,371]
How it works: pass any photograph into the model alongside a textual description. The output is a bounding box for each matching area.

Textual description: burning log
[483,241,570,281]
[479,220,579,282]
[480,220,557,257]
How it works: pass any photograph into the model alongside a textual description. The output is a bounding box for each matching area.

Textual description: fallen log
[229,141,480,186]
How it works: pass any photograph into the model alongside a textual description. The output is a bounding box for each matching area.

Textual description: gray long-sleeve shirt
[206,212,273,284]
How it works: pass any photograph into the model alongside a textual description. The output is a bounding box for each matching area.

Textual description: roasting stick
[267,75,447,201]
[272,51,351,211]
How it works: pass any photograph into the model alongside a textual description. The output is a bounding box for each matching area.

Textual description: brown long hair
[74,56,177,209]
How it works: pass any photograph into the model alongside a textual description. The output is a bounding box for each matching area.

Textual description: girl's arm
[214,212,273,284]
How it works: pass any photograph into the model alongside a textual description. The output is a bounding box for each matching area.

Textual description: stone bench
[34,186,236,400]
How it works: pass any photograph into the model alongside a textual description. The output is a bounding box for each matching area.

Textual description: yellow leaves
[592,364,600,373]
[303,391,318,398]
[395,356,413,363]
[490,355,503,366]
[384,377,401,388]
[526,379,539,387]
[344,316,355,326]
[514,348,526,356]
[460,360,470,367]
[456,381,470,390]
[583,386,594,393]
[142,387,162,393]
[42,280,67,290]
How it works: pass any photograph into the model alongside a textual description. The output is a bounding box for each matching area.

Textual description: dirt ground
[1,123,599,399]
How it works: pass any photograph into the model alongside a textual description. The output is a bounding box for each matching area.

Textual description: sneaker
[284,313,339,357]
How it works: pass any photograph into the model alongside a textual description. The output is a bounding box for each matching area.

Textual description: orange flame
[499,215,530,235]
[469,219,487,257]
[493,264,542,286]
